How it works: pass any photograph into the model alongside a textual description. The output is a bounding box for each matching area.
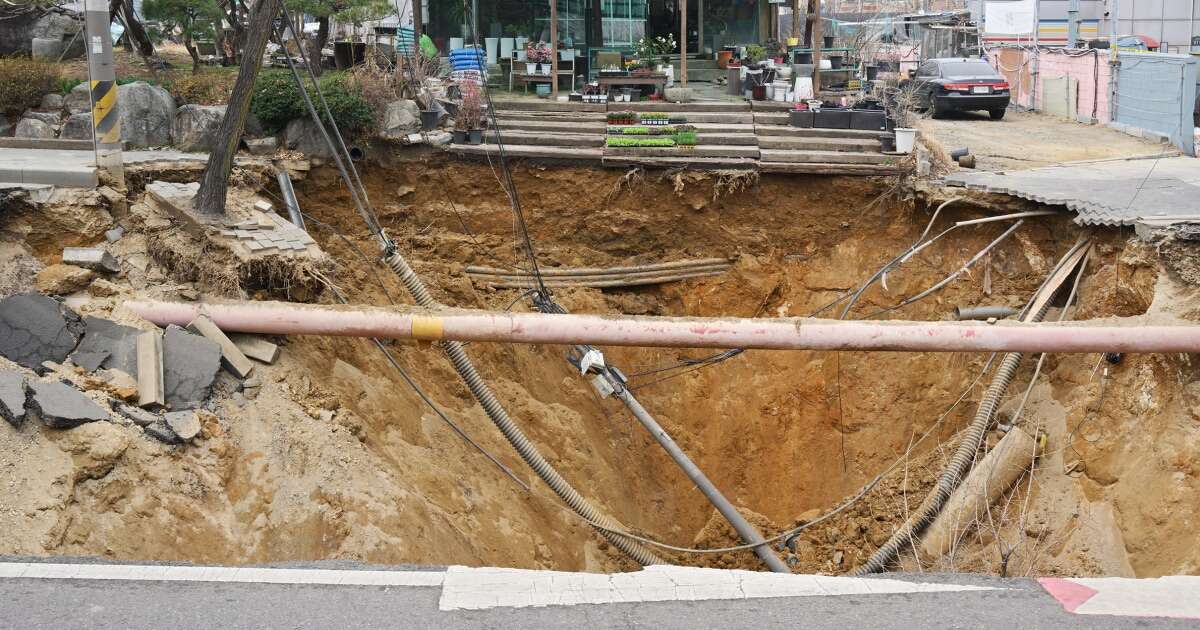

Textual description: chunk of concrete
[0,293,85,374]
[143,420,182,444]
[136,330,164,408]
[163,410,201,441]
[26,379,109,428]
[186,315,254,378]
[62,247,120,274]
[162,325,221,410]
[0,371,28,426]
[35,263,95,295]
[115,403,158,427]
[73,316,140,376]
[228,333,280,364]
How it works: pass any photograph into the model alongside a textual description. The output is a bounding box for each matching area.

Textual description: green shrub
[672,131,698,146]
[0,57,61,114]
[59,77,84,95]
[250,69,375,136]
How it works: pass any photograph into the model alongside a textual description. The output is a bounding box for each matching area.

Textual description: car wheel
[989,108,1006,120]
[930,102,946,119]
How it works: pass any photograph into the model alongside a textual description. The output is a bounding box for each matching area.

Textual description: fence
[1114,51,1198,155]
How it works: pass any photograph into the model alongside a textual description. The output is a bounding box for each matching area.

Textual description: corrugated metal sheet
[944,156,1200,227]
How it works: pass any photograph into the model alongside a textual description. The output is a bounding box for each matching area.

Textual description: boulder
[244,137,278,155]
[382,100,421,137]
[0,371,27,427]
[0,293,85,374]
[31,37,64,59]
[35,264,95,295]
[117,82,175,147]
[23,110,60,127]
[41,93,64,111]
[60,113,93,140]
[15,118,55,139]
[0,11,82,57]
[26,379,108,429]
[64,82,91,114]
[283,118,333,158]
[172,104,225,152]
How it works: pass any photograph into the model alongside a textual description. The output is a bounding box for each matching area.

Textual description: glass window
[917,61,939,77]
[940,60,998,78]
[602,0,648,47]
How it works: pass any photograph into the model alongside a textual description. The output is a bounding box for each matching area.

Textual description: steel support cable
[854,238,1092,575]
[275,21,660,567]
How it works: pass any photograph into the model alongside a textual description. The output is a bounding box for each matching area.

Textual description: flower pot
[814,108,850,129]
[500,37,515,59]
[419,110,438,131]
[539,63,550,75]
[449,37,465,50]
[468,128,483,145]
[829,55,843,69]
[789,110,815,128]
[772,56,784,64]
[516,50,527,61]
[823,36,835,49]
[717,50,733,69]
[752,85,766,100]
[452,129,467,143]
[894,127,916,154]
[850,109,887,131]
[485,37,499,65]
[865,64,879,80]
[787,37,799,47]
[525,62,537,74]
[794,51,813,64]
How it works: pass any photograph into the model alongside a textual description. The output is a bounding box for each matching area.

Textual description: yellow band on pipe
[410,316,444,340]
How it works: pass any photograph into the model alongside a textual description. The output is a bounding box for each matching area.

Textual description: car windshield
[940,61,997,78]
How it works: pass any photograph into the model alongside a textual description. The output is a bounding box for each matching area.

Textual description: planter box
[814,109,850,129]
[789,110,815,128]
[849,110,887,131]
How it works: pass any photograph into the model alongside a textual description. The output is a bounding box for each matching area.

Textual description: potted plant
[744,44,766,67]
[459,81,484,144]
[765,38,785,64]
[673,130,697,149]
[524,41,538,74]
[885,83,919,154]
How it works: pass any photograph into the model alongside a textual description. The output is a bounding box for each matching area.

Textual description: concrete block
[26,380,109,429]
[228,333,280,364]
[162,325,221,410]
[21,165,98,188]
[116,403,159,427]
[186,315,254,378]
[253,200,273,213]
[0,293,85,374]
[164,410,202,441]
[0,371,28,426]
[62,247,120,274]
[136,330,165,408]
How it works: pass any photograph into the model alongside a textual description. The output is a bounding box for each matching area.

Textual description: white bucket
[793,78,814,101]
[449,37,465,50]
[819,59,832,70]
[500,37,515,59]
[895,128,917,154]
[485,37,499,65]
[765,84,774,100]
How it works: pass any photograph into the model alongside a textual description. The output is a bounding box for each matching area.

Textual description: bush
[0,57,61,114]
[167,70,236,105]
[250,69,376,136]
[59,77,84,95]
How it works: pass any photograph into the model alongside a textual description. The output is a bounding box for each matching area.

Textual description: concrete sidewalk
[0,148,215,189]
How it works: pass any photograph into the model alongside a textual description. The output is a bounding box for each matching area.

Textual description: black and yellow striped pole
[83,0,124,188]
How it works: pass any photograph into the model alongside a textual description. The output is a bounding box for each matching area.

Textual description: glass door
[601,0,648,48]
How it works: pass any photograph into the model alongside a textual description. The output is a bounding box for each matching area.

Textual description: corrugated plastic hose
[383,250,665,567]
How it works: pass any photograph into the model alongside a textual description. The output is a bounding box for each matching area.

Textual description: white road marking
[437,565,996,611]
[0,563,445,587]
[1046,576,1200,619]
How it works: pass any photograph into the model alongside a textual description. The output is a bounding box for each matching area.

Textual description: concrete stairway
[452,100,606,161]
[665,56,725,82]
[750,103,901,174]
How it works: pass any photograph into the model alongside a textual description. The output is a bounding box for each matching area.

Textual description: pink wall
[989,47,1112,124]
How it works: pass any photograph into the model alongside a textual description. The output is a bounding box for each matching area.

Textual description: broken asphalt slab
[0,293,84,374]
[25,379,109,429]
[71,316,140,376]
[0,371,28,426]
[162,325,221,410]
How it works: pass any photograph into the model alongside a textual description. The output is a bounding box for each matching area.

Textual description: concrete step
[752,112,792,125]
[491,99,605,113]
[695,133,758,146]
[451,144,603,161]
[759,161,905,175]
[622,102,751,112]
[604,144,759,158]
[665,111,756,123]
[602,155,757,170]
[493,119,606,134]
[494,111,606,123]
[755,126,890,140]
[694,122,758,133]
[758,136,881,152]
[488,131,604,147]
[677,68,726,82]
[759,149,898,165]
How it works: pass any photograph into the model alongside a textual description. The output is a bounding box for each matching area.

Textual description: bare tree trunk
[117,0,155,58]
[308,15,330,76]
[184,33,200,74]
[196,0,285,217]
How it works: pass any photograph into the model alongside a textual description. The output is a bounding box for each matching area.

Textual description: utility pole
[791,0,801,43]
[549,0,559,100]
[811,0,823,97]
[1067,0,1080,48]
[83,0,123,189]
[680,0,688,87]
[412,0,422,40]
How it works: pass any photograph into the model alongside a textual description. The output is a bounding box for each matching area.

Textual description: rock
[41,93,64,111]
[64,83,91,114]
[162,325,222,410]
[22,110,61,127]
[60,113,92,140]
[425,131,452,146]
[72,316,140,377]
[163,409,201,441]
[0,10,81,57]
[105,226,125,242]
[244,137,278,155]
[15,118,55,139]
[143,420,182,444]
[83,368,138,401]
[117,82,175,147]
[0,371,28,426]
[116,403,159,427]
[30,37,64,59]
[171,104,225,152]
[382,100,421,137]
[665,87,694,103]
[0,293,85,374]
[283,118,333,158]
[26,379,109,428]
[87,279,122,298]
[62,247,120,274]
[35,264,95,295]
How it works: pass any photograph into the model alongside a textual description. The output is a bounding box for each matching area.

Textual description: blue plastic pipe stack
[449,46,486,72]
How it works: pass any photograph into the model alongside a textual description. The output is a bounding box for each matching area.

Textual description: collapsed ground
[1,157,1198,579]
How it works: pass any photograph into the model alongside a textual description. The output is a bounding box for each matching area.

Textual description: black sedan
[905,58,1011,120]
